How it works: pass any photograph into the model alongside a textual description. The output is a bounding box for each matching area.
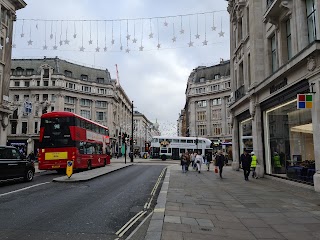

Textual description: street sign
[66,160,73,178]
[297,94,313,109]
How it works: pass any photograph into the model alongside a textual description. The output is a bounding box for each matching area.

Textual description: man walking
[215,150,225,178]
[251,152,258,179]
[195,151,204,173]
[240,149,252,181]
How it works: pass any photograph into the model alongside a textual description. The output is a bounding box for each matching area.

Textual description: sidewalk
[145,165,320,240]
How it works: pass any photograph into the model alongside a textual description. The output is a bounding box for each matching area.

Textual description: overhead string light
[73,21,77,38]
[139,19,144,51]
[219,16,224,37]
[89,20,93,44]
[27,20,33,45]
[119,20,123,51]
[180,16,184,34]
[188,16,193,47]
[59,20,63,46]
[126,19,130,53]
[20,19,24,37]
[43,21,47,49]
[156,18,160,49]
[50,21,53,39]
[96,21,100,52]
[212,12,216,31]
[53,21,58,50]
[203,13,208,46]
[64,21,70,45]
[104,20,107,51]
[111,20,115,45]
[195,14,200,39]
[132,20,137,43]
[172,20,176,43]
[149,18,153,39]
[80,20,84,51]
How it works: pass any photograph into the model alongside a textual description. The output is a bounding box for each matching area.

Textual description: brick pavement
[145,164,320,240]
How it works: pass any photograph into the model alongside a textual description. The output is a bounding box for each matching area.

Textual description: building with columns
[8,57,132,156]
[227,0,320,190]
[181,60,232,156]
[0,0,26,145]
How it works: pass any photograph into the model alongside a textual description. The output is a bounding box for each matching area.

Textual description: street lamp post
[130,101,134,162]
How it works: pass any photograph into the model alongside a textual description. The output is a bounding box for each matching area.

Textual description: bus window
[179,149,185,154]
[79,142,85,154]
[187,140,193,143]
[181,140,186,143]
[168,148,171,153]
[172,139,179,143]
[159,139,164,143]
[153,138,159,143]
[160,148,167,153]
[187,149,193,153]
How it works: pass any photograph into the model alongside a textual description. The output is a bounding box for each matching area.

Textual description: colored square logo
[306,102,313,108]
[298,102,306,109]
[298,95,305,101]
[297,94,313,109]
[306,95,313,101]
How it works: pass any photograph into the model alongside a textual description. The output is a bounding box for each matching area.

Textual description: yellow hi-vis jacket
[251,155,257,168]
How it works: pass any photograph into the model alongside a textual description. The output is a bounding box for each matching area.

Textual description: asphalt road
[0,165,166,240]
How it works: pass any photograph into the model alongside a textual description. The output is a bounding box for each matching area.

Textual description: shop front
[262,80,315,184]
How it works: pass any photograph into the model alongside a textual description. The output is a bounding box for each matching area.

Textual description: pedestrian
[251,151,258,179]
[205,152,212,171]
[215,150,225,178]
[273,152,281,174]
[180,153,187,173]
[191,151,196,169]
[185,152,191,171]
[194,151,204,173]
[27,151,35,161]
[240,149,252,181]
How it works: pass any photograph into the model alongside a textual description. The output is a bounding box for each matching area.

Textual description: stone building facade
[8,57,132,156]
[181,60,232,155]
[228,0,320,190]
[0,0,26,145]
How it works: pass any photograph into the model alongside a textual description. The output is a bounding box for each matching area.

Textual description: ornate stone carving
[307,56,316,72]
[249,95,257,119]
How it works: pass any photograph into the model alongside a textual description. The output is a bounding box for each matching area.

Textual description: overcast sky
[12,0,230,136]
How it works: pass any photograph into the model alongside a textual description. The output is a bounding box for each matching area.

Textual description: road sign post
[66,160,73,178]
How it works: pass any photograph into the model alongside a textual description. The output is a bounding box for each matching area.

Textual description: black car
[0,146,35,182]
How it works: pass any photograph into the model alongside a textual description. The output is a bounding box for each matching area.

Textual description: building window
[197,125,206,136]
[80,98,91,106]
[14,95,19,101]
[34,122,38,134]
[37,81,40,86]
[97,78,104,83]
[35,94,39,101]
[214,74,220,80]
[64,108,75,113]
[238,17,243,42]
[82,86,91,92]
[80,110,91,119]
[286,19,292,60]
[81,74,88,81]
[24,95,29,100]
[52,80,55,86]
[43,81,49,86]
[197,100,207,108]
[248,53,251,86]
[212,98,221,106]
[24,81,30,87]
[26,69,34,76]
[51,94,56,102]
[65,70,73,78]
[306,0,317,43]
[51,106,54,112]
[43,69,49,78]
[43,94,48,101]
[96,112,105,121]
[271,34,278,72]
[11,121,17,134]
[199,77,205,83]
[22,122,28,134]
[66,82,76,89]
[227,123,232,135]
[197,111,206,121]
[212,109,222,119]
[96,101,107,108]
[65,96,75,104]
[14,81,20,87]
[213,123,222,136]
[16,67,23,76]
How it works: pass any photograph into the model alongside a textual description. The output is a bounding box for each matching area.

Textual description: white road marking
[115,211,143,236]
[0,182,51,197]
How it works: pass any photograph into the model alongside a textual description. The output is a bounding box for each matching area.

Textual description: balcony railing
[235,85,245,101]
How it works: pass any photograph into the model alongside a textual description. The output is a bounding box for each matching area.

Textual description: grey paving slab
[249,227,286,239]
[161,231,183,240]
[164,215,181,224]
[181,217,198,226]
[196,218,214,227]
[162,222,192,233]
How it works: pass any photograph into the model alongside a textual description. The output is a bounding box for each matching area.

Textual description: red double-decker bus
[38,112,111,172]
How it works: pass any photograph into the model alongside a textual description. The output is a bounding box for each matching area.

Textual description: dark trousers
[243,167,250,180]
[219,166,223,178]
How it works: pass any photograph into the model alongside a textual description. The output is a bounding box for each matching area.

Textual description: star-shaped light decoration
[59,40,63,46]
[50,34,53,39]
[139,45,144,51]
[125,48,130,53]
[53,45,58,50]
[180,29,184,34]
[73,33,77,38]
[157,43,161,49]
[89,39,93,45]
[64,39,70,45]
[195,34,200,39]
[6,37,9,43]
[164,21,168,27]
[43,45,48,50]
[211,26,217,31]
[202,40,208,46]
[172,36,177,42]
[12,43,16,48]
[126,34,131,40]
[132,38,137,43]
[149,32,154,39]
[218,31,225,37]
[95,47,100,52]
[28,39,33,45]
[188,41,193,47]
[120,45,123,51]
[111,39,115,45]
[21,33,25,38]
[80,46,85,51]
[103,47,107,52]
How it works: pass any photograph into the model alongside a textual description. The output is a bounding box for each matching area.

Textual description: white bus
[150,136,213,160]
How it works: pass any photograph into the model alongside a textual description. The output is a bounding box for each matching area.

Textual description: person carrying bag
[215,150,225,178]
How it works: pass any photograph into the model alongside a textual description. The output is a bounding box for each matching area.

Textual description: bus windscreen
[40,117,75,148]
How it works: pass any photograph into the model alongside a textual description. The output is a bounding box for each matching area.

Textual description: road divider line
[147,196,153,209]
[118,211,147,238]
[115,211,143,236]
[0,182,51,197]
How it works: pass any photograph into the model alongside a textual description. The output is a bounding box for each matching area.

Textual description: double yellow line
[115,167,166,238]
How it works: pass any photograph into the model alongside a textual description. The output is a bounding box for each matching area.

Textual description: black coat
[240,153,252,169]
[215,154,225,167]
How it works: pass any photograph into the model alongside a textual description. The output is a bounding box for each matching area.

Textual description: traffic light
[130,138,133,145]
[122,133,126,143]
[42,106,47,114]
[195,138,198,145]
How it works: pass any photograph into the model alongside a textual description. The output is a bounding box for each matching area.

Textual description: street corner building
[227,0,320,190]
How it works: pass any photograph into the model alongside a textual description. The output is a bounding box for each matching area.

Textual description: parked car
[0,146,35,182]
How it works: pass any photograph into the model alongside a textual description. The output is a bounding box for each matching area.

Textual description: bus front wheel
[161,155,167,161]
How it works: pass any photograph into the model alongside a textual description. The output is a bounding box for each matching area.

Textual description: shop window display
[265,100,314,182]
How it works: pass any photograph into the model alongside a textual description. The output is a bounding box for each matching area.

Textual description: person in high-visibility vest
[273,152,281,174]
[251,152,258,179]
